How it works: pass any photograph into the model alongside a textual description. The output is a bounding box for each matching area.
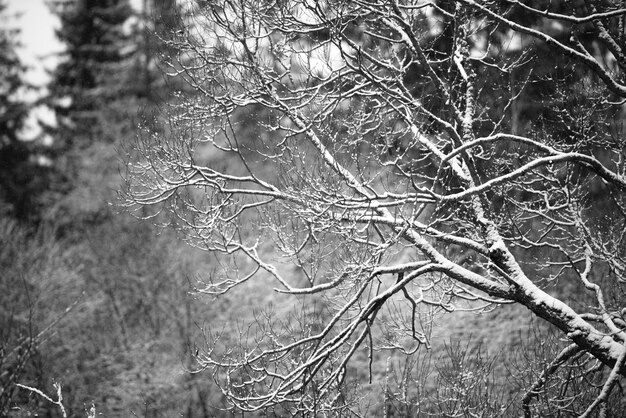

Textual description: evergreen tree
[0,0,47,222]
[42,0,138,229]
[47,0,135,150]
[134,0,182,102]
[0,1,26,145]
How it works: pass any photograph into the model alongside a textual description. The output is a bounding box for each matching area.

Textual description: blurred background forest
[1,0,612,417]
[0,0,240,415]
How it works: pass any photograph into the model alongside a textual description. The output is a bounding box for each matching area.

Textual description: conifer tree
[41,0,137,229]
[47,0,134,149]
[0,0,42,221]
[134,0,182,101]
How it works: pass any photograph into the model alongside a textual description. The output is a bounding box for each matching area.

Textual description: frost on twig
[17,382,97,418]
[122,0,626,413]
[17,382,68,418]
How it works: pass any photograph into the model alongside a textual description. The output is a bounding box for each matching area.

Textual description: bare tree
[123,0,626,415]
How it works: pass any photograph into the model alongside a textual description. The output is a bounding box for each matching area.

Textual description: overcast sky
[5,0,141,139]
[4,0,60,139]
[6,0,62,87]
[7,0,143,86]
